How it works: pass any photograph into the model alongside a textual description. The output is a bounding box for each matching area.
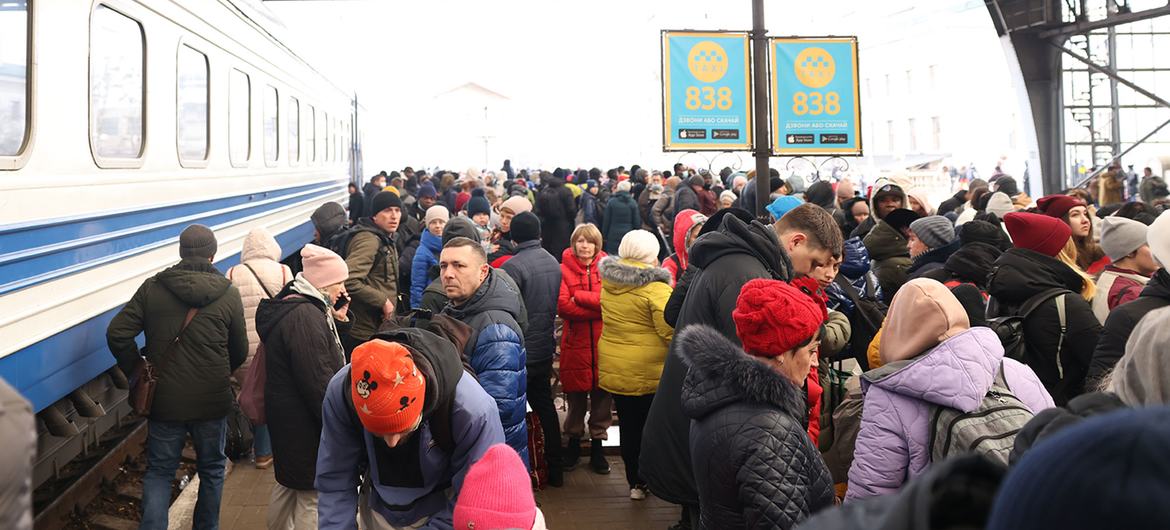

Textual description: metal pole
[751,0,770,220]
[1075,116,1170,187]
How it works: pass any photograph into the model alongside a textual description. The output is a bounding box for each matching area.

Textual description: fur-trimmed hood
[598,256,672,294]
[679,325,807,421]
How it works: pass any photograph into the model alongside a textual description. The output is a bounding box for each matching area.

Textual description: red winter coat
[558,247,606,393]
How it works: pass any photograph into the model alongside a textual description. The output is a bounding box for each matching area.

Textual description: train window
[0,0,29,157]
[229,69,250,165]
[321,111,328,162]
[176,45,209,161]
[288,96,299,163]
[307,104,315,162]
[264,85,278,164]
[90,5,145,160]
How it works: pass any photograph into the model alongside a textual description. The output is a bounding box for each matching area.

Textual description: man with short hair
[440,238,530,463]
[499,212,564,486]
[363,173,387,216]
[315,333,504,529]
[1092,216,1159,321]
[640,204,842,528]
[107,224,249,530]
[343,191,401,356]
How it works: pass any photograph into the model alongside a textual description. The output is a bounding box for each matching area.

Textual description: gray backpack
[927,363,1033,466]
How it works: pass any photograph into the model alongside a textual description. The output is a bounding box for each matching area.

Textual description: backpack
[986,288,1073,378]
[832,275,887,370]
[927,363,1034,466]
[325,225,361,258]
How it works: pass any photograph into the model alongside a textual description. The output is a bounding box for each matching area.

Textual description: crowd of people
[101,160,1170,529]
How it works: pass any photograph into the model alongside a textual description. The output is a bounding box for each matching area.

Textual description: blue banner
[662,31,752,151]
[771,37,862,156]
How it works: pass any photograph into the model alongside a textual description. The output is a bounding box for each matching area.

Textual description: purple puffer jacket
[845,327,1054,501]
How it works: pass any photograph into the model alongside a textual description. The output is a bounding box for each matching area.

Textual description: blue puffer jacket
[411,230,442,308]
[827,237,883,315]
[442,271,530,465]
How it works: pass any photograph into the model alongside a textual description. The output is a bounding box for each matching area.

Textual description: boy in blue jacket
[315,330,504,529]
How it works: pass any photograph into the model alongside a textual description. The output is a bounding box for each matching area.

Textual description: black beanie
[769,177,785,193]
[949,283,988,328]
[442,217,481,245]
[370,190,403,214]
[958,220,1011,251]
[467,196,491,218]
[884,208,921,235]
[179,224,217,260]
[510,211,541,243]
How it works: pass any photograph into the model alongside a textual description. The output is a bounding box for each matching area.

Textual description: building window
[307,104,315,163]
[932,116,942,151]
[288,96,299,162]
[177,45,208,161]
[0,0,29,157]
[908,118,918,152]
[90,5,144,160]
[264,85,278,163]
[229,69,250,165]
[887,120,895,152]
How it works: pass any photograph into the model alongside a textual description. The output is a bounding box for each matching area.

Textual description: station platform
[170,455,680,529]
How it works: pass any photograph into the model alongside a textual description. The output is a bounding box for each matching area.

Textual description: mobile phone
[333,293,349,311]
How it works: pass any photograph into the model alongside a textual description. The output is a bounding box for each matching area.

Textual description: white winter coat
[226,228,292,375]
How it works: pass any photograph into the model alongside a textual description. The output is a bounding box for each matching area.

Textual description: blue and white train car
[0,0,357,486]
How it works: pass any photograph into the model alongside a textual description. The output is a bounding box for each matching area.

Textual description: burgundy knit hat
[1036,194,1087,220]
[1004,212,1072,258]
[733,279,828,357]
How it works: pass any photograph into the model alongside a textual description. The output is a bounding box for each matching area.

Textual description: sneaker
[255,455,273,469]
[629,485,647,501]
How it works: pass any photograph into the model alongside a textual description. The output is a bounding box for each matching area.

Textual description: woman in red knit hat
[678,278,835,529]
[986,212,1102,406]
[1036,194,1109,274]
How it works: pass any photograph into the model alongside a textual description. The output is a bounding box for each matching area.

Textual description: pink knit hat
[454,444,537,530]
[300,244,347,288]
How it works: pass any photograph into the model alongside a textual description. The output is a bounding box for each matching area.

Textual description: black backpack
[325,225,361,258]
[986,288,1073,377]
[832,274,887,370]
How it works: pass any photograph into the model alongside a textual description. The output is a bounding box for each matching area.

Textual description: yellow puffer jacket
[597,257,674,396]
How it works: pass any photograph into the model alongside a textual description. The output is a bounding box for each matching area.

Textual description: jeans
[253,423,272,458]
[526,359,562,467]
[613,394,655,488]
[140,418,227,530]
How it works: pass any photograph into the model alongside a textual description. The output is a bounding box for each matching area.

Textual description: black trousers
[613,393,655,488]
[527,359,562,467]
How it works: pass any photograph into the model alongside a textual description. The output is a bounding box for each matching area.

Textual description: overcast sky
[264,0,1001,175]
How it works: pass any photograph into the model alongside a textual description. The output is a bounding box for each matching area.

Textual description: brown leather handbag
[130,307,198,416]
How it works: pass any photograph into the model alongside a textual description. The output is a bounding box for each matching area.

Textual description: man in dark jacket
[535,172,577,261]
[850,181,907,240]
[256,244,350,527]
[499,212,564,486]
[640,204,841,527]
[315,330,504,529]
[602,181,641,255]
[440,238,530,465]
[106,225,248,530]
[674,175,703,215]
[342,191,401,356]
[362,172,386,216]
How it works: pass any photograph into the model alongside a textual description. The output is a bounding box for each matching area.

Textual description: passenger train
[0,0,359,488]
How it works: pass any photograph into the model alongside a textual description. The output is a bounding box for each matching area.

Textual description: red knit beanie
[733,279,828,357]
[1036,194,1086,220]
[1004,212,1072,258]
[453,444,537,530]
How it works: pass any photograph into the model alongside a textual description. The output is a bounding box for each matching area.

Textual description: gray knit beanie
[179,224,217,260]
[1100,215,1149,261]
[910,216,956,249]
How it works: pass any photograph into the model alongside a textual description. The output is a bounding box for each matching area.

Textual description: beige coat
[226,228,292,375]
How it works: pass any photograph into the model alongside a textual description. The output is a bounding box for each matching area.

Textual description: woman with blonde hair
[987,212,1103,406]
[1037,194,1109,274]
[557,223,613,474]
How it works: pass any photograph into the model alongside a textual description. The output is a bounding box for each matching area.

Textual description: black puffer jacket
[256,278,346,490]
[681,326,833,529]
[107,259,248,422]
[641,214,792,507]
[1088,269,1170,386]
[987,248,1101,406]
[906,240,959,280]
[920,241,1003,290]
[500,241,562,366]
[535,176,576,259]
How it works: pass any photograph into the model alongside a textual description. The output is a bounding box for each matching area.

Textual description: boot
[590,438,611,475]
[563,437,582,471]
[547,460,564,488]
